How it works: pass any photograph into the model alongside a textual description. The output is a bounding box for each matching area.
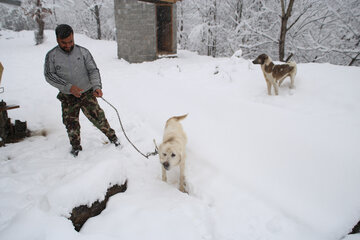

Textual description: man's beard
[61,45,74,53]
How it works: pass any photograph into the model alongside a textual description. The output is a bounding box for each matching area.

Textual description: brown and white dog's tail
[169,114,188,122]
[287,61,297,74]
[287,61,296,67]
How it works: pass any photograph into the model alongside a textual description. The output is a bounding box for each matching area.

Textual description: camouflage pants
[57,90,116,148]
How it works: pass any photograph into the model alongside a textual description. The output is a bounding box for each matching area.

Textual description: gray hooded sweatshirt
[44,44,102,94]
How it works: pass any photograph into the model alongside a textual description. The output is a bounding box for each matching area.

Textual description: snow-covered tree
[1,0,115,41]
[1,0,358,65]
[21,0,52,44]
[178,0,360,66]
[82,0,103,40]
[72,0,114,40]
[48,0,74,26]
[0,3,35,31]
[185,0,230,57]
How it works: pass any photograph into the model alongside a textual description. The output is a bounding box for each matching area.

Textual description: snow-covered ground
[0,30,359,240]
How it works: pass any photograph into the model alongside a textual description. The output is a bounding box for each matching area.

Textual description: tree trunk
[35,16,45,45]
[279,17,288,62]
[94,4,101,40]
[179,2,185,47]
[212,0,217,57]
[53,0,57,23]
[279,0,295,62]
[207,0,217,57]
[35,0,45,45]
[235,0,243,28]
[207,22,212,56]
[36,10,45,38]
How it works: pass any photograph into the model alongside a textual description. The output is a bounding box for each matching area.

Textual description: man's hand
[70,85,84,98]
[93,89,103,98]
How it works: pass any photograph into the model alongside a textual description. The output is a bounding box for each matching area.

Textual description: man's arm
[81,48,102,91]
[44,52,72,94]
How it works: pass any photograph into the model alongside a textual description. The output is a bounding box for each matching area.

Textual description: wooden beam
[0,105,20,112]
[0,0,21,6]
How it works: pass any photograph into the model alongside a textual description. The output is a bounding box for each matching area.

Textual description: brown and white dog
[158,114,188,192]
[252,54,297,95]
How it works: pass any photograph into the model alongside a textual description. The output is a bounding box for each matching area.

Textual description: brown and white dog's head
[252,54,272,65]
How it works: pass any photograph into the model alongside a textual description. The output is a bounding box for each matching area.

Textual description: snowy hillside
[0,30,359,240]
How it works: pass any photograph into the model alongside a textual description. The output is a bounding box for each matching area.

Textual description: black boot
[109,137,121,147]
[70,145,82,157]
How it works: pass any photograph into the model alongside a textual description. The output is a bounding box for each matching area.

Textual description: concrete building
[114,0,181,63]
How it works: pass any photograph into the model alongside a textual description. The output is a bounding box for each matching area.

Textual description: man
[44,24,120,157]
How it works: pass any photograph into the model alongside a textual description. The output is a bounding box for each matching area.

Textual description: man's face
[57,33,74,52]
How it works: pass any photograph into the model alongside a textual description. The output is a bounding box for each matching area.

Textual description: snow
[0,29,360,240]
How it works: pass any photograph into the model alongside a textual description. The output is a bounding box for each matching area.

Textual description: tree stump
[350,220,360,234]
[69,181,127,231]
[0,100,29,146]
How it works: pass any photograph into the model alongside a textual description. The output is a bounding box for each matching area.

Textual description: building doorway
[156,4,174,54]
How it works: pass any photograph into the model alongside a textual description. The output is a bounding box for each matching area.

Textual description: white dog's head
[158,141,183,171]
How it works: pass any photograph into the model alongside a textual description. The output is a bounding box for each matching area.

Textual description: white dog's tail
[170,114,188,122]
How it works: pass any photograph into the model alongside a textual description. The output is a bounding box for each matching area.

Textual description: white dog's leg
[179,161,185,193]
[162,167,167,182]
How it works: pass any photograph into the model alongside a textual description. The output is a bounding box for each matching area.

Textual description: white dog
[158,114,187,192]
[252,54,297,95]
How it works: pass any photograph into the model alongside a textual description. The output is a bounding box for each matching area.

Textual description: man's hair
[55,24,73,39]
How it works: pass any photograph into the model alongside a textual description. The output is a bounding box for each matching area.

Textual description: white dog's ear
[178,150,183,162]
[158,144,164,159]
[158,143,163,152]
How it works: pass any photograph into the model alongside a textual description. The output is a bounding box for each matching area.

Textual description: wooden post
[0,62,3,84]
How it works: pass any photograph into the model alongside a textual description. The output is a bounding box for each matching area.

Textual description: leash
[100,97,158,159]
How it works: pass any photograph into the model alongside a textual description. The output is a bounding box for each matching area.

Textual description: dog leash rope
[100,97,158,159]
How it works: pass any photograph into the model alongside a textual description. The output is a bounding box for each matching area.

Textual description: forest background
[0,0,359,66]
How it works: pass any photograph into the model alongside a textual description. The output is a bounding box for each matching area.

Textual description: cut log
[69,181,127,231]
